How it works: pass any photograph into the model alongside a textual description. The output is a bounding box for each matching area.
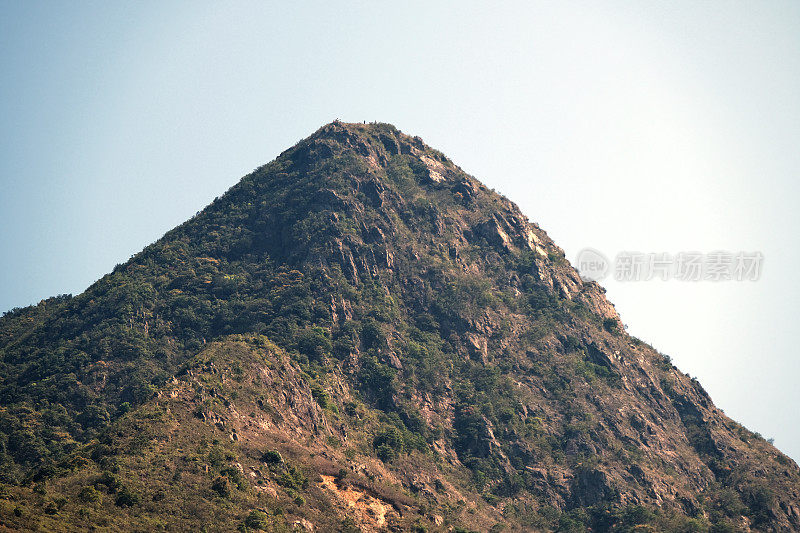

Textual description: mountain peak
[288,120,449,177]
[312,120,405,141]
[1,122,798,532]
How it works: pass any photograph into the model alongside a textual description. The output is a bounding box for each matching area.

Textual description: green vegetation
[244,509,270,530]
[0,122,795,532]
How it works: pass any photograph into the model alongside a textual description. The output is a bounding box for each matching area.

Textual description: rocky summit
[0,122,798,532]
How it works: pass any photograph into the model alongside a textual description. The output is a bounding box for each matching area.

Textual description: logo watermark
[575,249,763,282]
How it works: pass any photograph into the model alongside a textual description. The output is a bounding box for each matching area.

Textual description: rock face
[0,121,798,532]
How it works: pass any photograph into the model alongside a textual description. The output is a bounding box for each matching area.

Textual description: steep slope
[0,122,798,532]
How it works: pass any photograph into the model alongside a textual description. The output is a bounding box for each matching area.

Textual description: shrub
[244,510,270,530]
[374,427,404,452]
[79,486,100,503]
[276,464,307,491]
[221,466,248,491]
[114,486,139,507]
[310,383,332,409]
[453,404,490,459]
[333,337,355,360]
[360,319,385,350]
[261,450,283,465]
[602,318,619,334]
[211,476,230,497]
[374,427,405,462]
[296,327,331,361]
[743,482,776,526]
[344,401,358,416]
[375,444,397,463]
[95,471,121,493]
[357,356,396,410]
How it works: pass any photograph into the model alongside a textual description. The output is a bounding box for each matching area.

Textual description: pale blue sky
[2,1,799,460]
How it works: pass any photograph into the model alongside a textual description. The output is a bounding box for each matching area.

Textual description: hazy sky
[2,1,799,460]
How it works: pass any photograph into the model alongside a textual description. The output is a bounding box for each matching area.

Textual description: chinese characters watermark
[575,248,763,282]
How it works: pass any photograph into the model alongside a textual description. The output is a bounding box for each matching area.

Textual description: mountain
[0,121,798,532]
